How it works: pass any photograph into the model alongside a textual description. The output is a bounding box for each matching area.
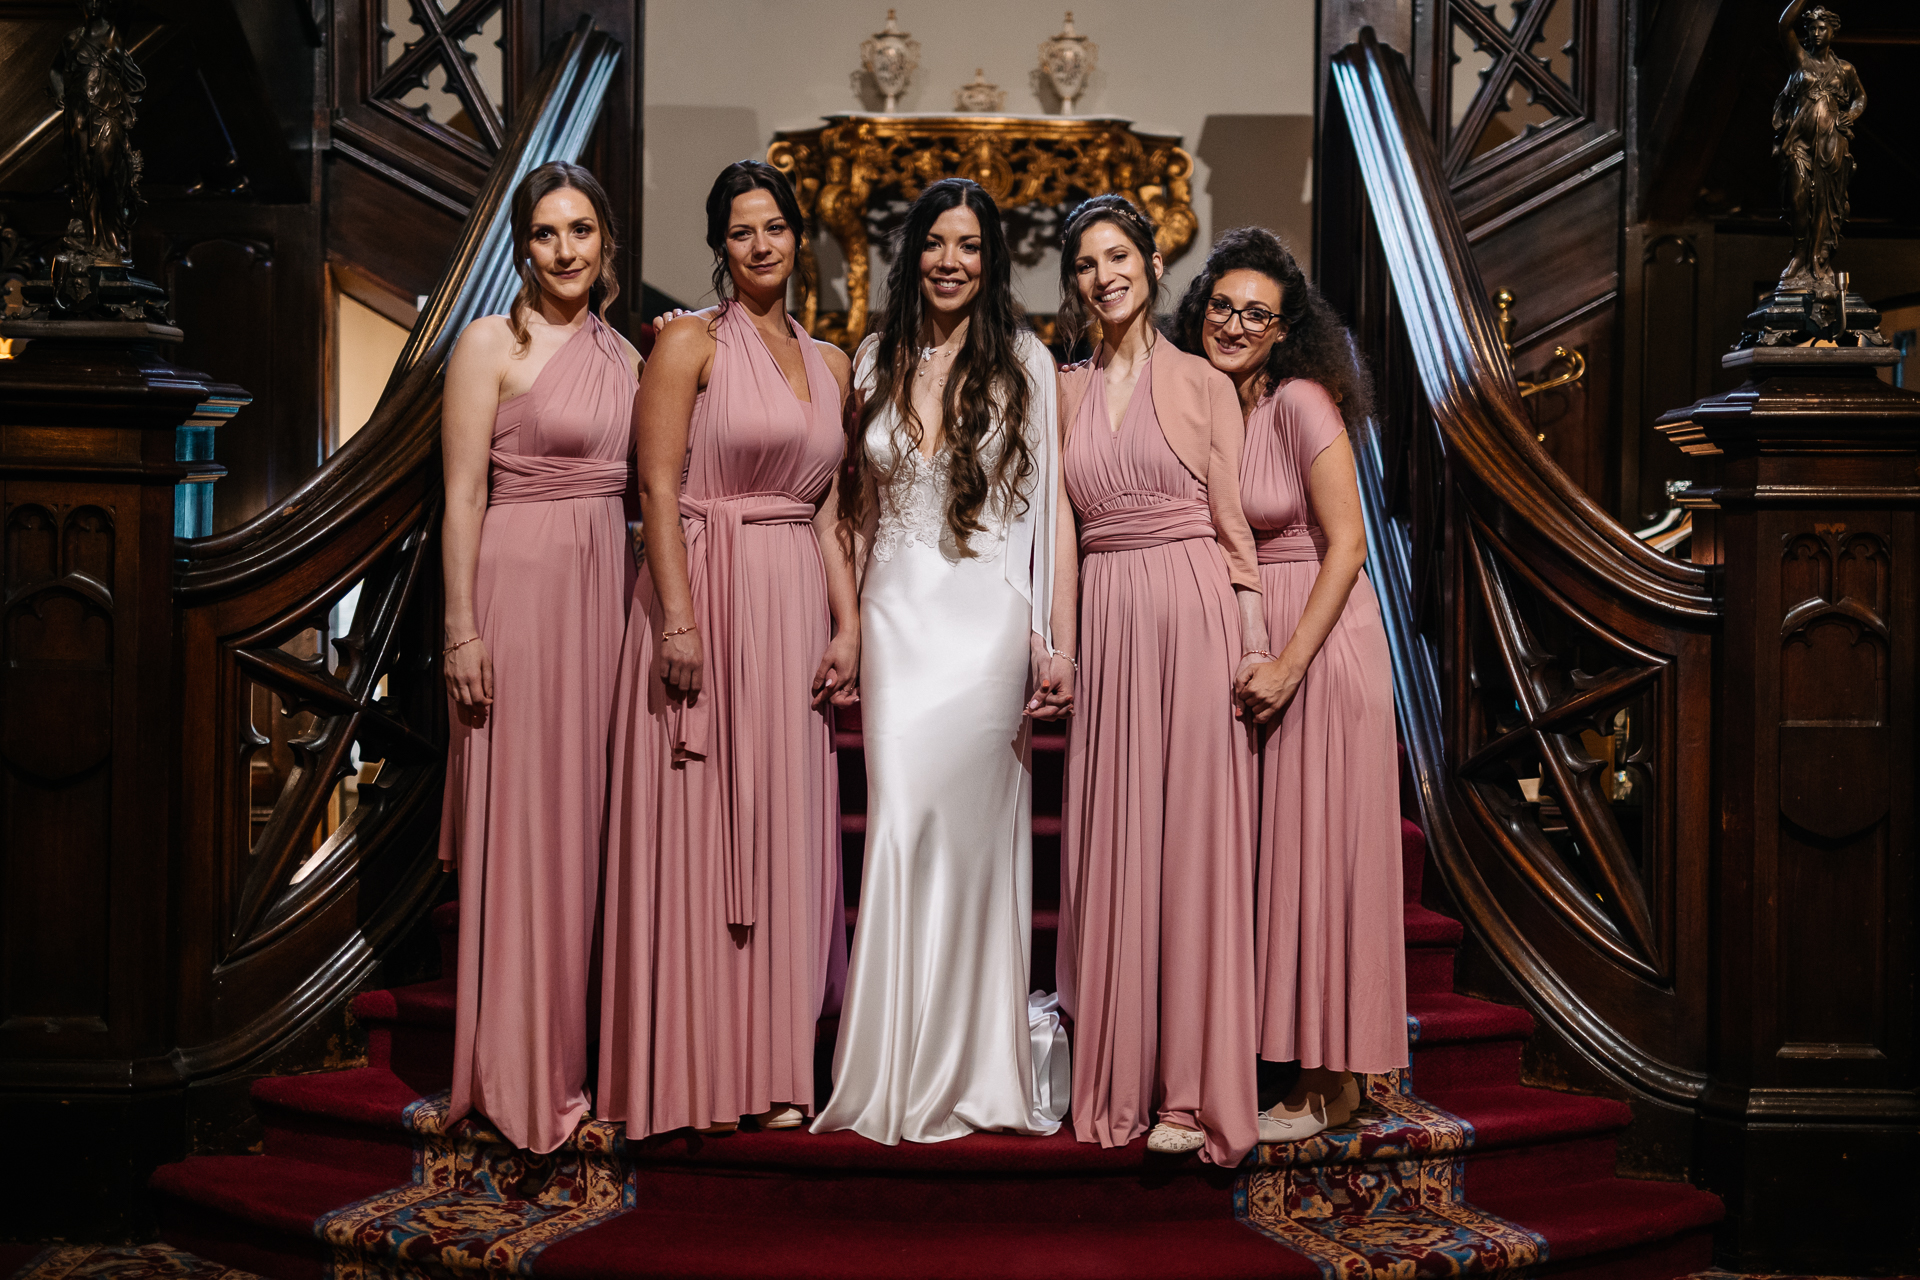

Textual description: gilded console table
[768,113,1196,346]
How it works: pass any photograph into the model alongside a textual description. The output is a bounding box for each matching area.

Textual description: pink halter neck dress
[440,313,637,1154]
[597,304,847,1138]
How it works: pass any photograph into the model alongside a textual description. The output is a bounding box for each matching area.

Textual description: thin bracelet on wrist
[1049,647,1080,672]
[443,635,481,657]
[1243,648,1279,662]
[662,623,696,641]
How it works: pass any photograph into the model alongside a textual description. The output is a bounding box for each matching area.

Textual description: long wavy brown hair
[840,178,1033,555]
[506,161,619,350]
[1168,226,1375,426]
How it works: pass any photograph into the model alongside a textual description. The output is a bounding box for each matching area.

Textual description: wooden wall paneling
[328,0,494,211]
[324,155,467,304]
[130,206,326,533]
[1467,163,1624,508]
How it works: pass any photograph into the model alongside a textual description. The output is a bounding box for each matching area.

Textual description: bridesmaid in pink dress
[597,161,858,1139]
[1171,227,1406,1143]
[1054,196,1268,1167]
[438,162,642,1153]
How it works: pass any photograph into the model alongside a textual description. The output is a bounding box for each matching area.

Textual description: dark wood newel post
[1659,348,1920,1272]
[0,324,244,1237]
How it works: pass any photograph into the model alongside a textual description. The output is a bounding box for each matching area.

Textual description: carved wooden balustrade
[164,17,619,1093]
[1321,30,1721,1128]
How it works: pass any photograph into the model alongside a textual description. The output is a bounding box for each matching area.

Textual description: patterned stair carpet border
[1237,1070,1548,1279]
[8,1245,261,1280]
[315,1093,632,1279]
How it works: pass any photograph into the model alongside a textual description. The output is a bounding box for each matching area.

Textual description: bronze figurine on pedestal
[1773,1,1863,293]
[1738,2,1884,348]
[10,0,167,324]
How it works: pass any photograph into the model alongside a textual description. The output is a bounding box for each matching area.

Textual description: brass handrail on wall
[162,19,620,1085]
[1329,30,1719,1115]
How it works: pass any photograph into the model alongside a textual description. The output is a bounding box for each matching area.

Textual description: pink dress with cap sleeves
[1057,351,1260,1168]
[1242,378,1406,1075]
[597,304,847,1138]
[439,313,637,1154]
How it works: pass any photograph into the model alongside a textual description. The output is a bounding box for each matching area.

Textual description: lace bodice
[868,421,1012,564]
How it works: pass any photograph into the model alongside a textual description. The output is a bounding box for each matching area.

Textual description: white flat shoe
[1258,1074,1362,1143]
[752,1105,805,1130]
[1146,1122,1206,1154]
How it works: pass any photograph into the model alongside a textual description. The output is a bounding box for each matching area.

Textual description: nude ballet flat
[1258,1073,1362,1144]
[752,1105,805,1130]
[1146,1122,1206,1154]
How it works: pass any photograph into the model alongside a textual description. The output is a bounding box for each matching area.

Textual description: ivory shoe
[1146,1122,1206,1154]
[752,1105,805,1130]
[1258,1073,1362,1144]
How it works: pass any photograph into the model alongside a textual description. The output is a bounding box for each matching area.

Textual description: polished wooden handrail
[1331,31,1714,621]
[1333,29,1717,1111]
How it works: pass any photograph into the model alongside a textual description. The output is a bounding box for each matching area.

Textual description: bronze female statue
[50,0,146,266]
[1774,2,1865,293]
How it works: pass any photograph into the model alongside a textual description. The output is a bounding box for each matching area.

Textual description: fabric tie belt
[1254,525,1328,565]
[1078,498,1214,554]
[674,490,819,927]
[488,452,631,505]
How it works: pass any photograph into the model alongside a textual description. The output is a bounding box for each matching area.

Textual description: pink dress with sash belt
[1059,352,1259,1168]
[440,314,637,1154]
[1242,379,1406,1075]
[597,304,847,1137]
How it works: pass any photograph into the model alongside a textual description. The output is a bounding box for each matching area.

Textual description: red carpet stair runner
[144,718,1722,1279]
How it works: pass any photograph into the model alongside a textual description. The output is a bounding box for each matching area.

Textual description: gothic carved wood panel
[1773,521,1898,1070]
[0,493,115,1040]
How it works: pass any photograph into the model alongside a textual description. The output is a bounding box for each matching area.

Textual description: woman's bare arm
[812,342,862,707]
[1237,434,1368,726]
[635,316,713,699]
[440,318,508,720]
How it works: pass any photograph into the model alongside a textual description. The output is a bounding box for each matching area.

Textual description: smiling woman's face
[1199,268,1287,382]
[527,187,602,304]
[723,188,797,296]
[919,203,984,319]
[1072,219,1162,333]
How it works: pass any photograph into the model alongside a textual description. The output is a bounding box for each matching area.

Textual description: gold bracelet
[443,636,481,657]
[662,624,696,641]
[1244,648,1279,662]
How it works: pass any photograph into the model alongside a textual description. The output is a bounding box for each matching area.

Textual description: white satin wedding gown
[812,330,1071,1144]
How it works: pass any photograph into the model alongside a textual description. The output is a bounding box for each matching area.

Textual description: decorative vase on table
[857,9,920,113]
[1037,11,1098,114]
[955,68,1006,114]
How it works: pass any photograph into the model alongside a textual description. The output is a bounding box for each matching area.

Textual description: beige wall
[642,1,1316,320]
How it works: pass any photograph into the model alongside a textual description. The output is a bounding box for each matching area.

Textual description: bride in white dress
[812,178,1078,1143]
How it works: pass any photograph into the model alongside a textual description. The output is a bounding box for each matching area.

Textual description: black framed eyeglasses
[1204,298,1281,334]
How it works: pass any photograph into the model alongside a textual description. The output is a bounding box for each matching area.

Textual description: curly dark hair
[840,178,1033,556]
[1168,226,1374,427]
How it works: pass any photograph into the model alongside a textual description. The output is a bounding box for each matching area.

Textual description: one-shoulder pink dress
[440,313,637,1154]
[1059,352,1259,1168]
[598,304,846,1138]
[1242,379,1406,1075]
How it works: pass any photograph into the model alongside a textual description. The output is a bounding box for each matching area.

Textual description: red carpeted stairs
[148,714,1721,1278]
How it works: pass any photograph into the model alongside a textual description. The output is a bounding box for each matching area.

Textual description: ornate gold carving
[769,114,1196,347]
